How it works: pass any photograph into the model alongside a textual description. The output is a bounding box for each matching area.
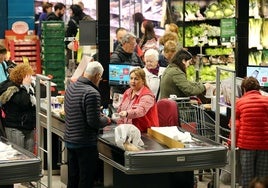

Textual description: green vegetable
[206,11,215,18]
[215,10,224,19]
[209,3,219,12]
[224,8,234,17]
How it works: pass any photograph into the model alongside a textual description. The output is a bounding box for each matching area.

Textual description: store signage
[220,18,236,44]
[12,21,29,34]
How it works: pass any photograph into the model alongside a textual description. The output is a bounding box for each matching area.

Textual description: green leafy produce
[224,8,234,17]
[209,3,219,12]
[215,10,224,19]
[206,11,215,19]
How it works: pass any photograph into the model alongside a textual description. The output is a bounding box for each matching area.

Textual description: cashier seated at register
[115,68,159,133]
[110,32,144,67]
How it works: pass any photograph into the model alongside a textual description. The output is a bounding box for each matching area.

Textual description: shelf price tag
[220,18,236,44]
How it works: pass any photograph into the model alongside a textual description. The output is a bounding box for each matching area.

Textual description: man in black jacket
[64,61,111,188]
[46,2,66,21]
[110,32,144,67]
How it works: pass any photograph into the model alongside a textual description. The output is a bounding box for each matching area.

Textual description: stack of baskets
[41,21,65,91]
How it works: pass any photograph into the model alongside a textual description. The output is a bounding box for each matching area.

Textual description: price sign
[220,18,236,43]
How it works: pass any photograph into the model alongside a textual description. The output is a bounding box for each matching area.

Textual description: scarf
[147,65,159,76]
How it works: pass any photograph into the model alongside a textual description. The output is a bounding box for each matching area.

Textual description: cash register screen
[109,63,138,86]
[247,66,268,87]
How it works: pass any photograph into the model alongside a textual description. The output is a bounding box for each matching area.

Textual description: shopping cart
[174,97,231,184]
[175,97,216,141]
[176,97,230,142]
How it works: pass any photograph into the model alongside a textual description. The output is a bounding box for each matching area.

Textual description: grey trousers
[5,127,35,153]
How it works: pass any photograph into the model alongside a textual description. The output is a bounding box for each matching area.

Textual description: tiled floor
[15,173,234,188]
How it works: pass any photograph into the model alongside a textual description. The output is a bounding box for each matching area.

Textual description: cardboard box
[147,128,184,148]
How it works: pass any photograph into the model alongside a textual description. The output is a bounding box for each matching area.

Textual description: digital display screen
[247,66,268,87]
[109,64,138,86]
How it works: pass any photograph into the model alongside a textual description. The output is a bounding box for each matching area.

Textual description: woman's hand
[119,111,128,117]
[204,83,212,91]
[22,74,32,86]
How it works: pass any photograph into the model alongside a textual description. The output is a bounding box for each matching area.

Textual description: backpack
[0,79,12,138]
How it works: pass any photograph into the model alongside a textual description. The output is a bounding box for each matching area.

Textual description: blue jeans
[67,146,98,188]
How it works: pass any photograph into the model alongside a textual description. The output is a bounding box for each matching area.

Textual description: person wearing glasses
[110,32,143,67]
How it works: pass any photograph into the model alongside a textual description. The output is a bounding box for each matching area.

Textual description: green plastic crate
[42,61,65,70]
[42,30,65,38]
[41,45,65,54]
[41,21,64,30]
[41,38,65,46]
[42,53,65,62]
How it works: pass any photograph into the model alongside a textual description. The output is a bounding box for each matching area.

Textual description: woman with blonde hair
[116,68,159,132]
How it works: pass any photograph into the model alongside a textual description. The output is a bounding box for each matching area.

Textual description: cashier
[116,68,159,132]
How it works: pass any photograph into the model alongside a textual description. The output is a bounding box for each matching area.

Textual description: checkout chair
[157,98,179,127]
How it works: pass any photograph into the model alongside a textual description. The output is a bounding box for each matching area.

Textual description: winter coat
[0,80,36,130]
[46,12,62,21]
[160,63,206,98]
[64,76,109,146]
[143,67,166,98]
[235,90,268,150]
[110,45,144,67]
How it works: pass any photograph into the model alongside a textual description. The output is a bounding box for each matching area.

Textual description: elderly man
[64,61,111,188]
[110,32,143,67]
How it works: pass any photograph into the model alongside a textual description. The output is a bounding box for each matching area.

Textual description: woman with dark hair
[37,2,53,38]
[235,76,268,188]
[160,49,211,188]
[66,4,83,42]
[132,12,145,39]
[138,20,158,55]
[160,49,211,99]
[65,4,84,67]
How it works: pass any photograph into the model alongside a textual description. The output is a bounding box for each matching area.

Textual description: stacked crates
[41,21,65,91]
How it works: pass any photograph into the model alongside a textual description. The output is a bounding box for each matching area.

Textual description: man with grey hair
[64,61,111,188]
[110,32,144,67]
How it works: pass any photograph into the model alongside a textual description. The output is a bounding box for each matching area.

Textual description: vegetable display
[187,63,235,82]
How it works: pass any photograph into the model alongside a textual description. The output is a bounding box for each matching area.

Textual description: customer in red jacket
[235,76,268,188]
[116,68,159,132]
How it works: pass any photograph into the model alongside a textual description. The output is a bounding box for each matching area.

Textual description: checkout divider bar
[36,74,52,188]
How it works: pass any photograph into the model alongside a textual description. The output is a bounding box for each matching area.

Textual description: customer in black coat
[110,32,144,67]
[46,2,66,21]
[64,61,111,188]
[0,63,36,152]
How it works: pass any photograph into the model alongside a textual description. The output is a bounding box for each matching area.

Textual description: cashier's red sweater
[119,86,159,133]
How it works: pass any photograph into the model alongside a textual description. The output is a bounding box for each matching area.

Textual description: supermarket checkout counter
[98,126,227,187]
[39,103,228,187]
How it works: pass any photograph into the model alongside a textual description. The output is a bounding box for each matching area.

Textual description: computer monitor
[247,66,268,87]
[109,63,139,86]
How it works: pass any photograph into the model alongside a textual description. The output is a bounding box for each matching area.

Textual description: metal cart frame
[36,74,53,188]
[175,67,238,188]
